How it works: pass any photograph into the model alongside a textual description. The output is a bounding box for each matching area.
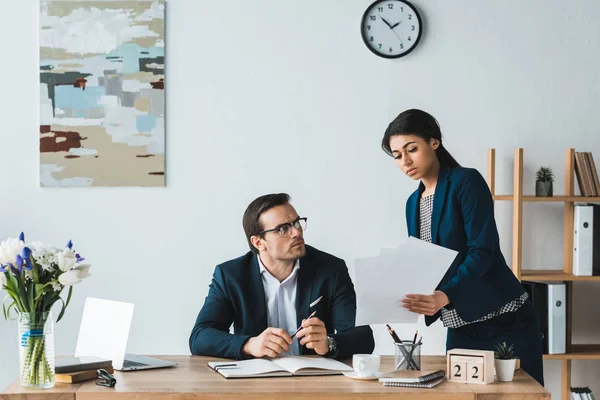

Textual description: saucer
[342,371,384,381]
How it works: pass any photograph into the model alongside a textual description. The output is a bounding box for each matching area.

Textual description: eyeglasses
[256,217,307,238]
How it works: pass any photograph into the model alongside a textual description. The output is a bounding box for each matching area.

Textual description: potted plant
[494,342,518,382]
[535,166,554,197]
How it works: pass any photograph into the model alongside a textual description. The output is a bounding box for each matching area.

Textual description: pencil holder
[394,340,422,371]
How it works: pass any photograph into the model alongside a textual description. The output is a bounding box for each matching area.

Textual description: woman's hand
[402,290,450,316]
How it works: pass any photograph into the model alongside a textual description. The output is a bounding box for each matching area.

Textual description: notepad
[383,377,445,388]
[379,369,446,384]
[208,356,353,379]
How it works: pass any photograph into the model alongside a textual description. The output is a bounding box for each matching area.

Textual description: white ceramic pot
[494,358,517,382]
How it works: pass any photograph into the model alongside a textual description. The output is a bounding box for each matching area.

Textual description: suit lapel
[296,254,315,331]
[249,255,268,332]
[407,190,420,237]
[430,167,450,244]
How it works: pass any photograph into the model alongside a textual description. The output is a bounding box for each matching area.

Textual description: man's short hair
[242,193,291,254]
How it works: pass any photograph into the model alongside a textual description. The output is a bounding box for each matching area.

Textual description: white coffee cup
[352,354,381,377]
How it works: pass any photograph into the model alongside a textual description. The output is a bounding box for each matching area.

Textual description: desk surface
[1,355,549,400]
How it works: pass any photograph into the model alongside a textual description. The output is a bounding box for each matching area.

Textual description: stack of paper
[355,237,458,325]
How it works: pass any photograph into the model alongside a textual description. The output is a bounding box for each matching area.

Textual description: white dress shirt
[258,255,300,356]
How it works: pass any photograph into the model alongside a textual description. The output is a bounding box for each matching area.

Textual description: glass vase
[17,311,55,389]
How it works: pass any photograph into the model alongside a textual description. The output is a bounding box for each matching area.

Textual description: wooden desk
[1,355,549,400]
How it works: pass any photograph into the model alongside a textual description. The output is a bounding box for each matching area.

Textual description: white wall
[1,0,599,397]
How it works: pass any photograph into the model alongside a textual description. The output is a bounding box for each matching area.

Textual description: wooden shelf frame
[487,148,600,400]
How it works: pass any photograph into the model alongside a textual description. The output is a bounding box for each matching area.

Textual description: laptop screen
[74,297,134,370]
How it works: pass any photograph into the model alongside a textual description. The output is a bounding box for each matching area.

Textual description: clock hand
[380,16,393,29]
[390,27,403,43]
[391,21,402,29]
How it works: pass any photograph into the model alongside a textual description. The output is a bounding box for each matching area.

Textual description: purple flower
[18,232,25,242]
[15,255,32,271]
[22,247,32,260]
[76,253,85,263]
[0,264,10,272]
[66,240,73,249]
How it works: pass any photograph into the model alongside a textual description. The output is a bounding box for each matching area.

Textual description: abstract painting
[40,1,165,187]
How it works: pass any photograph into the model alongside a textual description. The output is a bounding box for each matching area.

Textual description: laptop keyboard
[123,359,149,368]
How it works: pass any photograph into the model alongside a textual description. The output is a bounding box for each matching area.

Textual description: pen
[290,296,323,338]
[310,296,323,308]
[291,310,317,338]
[412,330,418,344]
[406,335,422,370]
[386,324,401,343]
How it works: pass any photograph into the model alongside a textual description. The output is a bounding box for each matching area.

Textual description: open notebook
[208,356,352,379]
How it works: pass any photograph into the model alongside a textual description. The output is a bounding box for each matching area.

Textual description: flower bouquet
[0,233,91,389]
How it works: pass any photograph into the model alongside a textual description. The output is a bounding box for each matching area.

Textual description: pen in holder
[394,340,422,371]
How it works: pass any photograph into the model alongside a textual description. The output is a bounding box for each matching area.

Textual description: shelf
[521,270,600,281]
[543,345,600,360]
[493,195,600,202]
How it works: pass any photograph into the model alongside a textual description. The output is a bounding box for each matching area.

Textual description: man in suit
[189,193,374,360]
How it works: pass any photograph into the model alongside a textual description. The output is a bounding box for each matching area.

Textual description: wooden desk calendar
[447,348,495,384]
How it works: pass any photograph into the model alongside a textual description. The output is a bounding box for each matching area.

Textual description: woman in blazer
[381,109,544,385]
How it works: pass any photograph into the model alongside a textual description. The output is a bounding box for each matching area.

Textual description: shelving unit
[487,148,600,400]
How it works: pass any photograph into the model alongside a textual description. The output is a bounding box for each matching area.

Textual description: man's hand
[402,290,450,316]
[242,327,293,358]
[296,317,328,355]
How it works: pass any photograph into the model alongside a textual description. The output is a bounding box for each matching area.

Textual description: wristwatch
[326,336,338,356]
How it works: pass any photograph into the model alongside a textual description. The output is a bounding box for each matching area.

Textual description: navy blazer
[189,245,374,360]
[406,166,525,326]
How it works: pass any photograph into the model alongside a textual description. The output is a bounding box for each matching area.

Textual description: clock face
[361,0,423,59]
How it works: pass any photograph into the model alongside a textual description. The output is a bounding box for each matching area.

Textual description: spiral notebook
[379,369,445,384]
[382,377,445,388]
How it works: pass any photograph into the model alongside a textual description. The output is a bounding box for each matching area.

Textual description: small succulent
[536,166,554,183]
[494,342,518,360]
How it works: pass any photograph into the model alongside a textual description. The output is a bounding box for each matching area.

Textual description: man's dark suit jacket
[189,245,374,360]
[405,166,526,326]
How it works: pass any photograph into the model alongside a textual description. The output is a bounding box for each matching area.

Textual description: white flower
[57,248,77,272]
[73,264,91,279]
[58,265,91,286]
[51,282,62,292]
[58,270,81,286]
[0,237,25,267]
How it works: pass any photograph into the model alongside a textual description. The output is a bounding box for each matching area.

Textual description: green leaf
[28,283,34,313]
[56,286,73,323]
[56,297,66,322]
[6,270,26,312]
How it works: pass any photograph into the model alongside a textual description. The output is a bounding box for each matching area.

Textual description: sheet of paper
[355,237,458,325]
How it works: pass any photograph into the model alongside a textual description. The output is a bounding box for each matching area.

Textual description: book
[587,152,600,195]
[55,367,114,383]
[208,356,352,379]
[54,356,112,374]
[382,377,445,388]
[582,152,598,196]
[379,369,445,384]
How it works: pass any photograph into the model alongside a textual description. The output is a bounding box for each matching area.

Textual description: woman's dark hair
[242,193,291,254]
[381,109,460,168]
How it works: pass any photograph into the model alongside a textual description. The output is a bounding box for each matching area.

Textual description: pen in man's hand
[291,296,323,338]
[291,310,317,338]
[310,296,323,308]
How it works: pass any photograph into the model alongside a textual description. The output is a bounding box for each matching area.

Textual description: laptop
[74,297,177,371]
